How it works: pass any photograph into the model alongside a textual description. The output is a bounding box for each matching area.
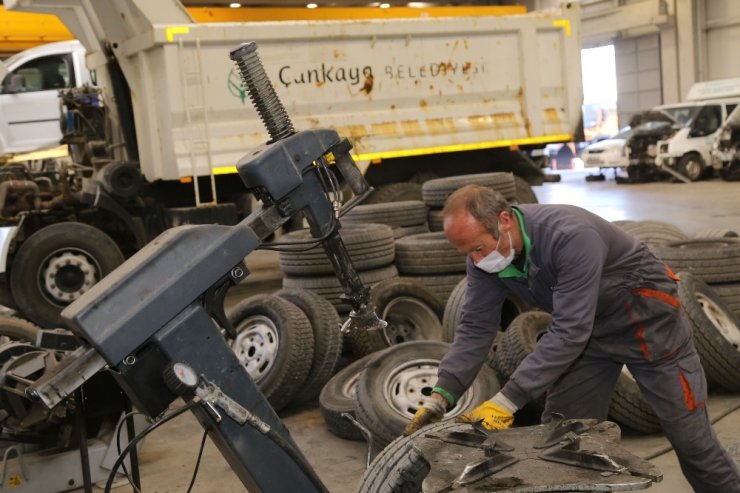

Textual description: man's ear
[498,211,513,231]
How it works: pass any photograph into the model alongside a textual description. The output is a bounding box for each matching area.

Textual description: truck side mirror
[1,74,25,94]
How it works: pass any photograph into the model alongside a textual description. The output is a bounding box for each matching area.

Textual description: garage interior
[0,0,739,492]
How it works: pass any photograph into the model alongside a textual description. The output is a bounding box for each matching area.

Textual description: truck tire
[653,238,740,283]
[427,208,444,232]
[442,278,531,342]
[354,341,501,447]
[363,183,423,204]
[609,367,661,434]
[677,272,740,391]
[275,288,343,404]
[340,201,428,229]
[617,220,688,248]
[10,223,125,328]
[693,228,739,239]
[400,273,464,306]
[0,316,40,344]
[319,351,383,441]
[492,311,551,382]
[711,282,740,318]
[513,176,539,204]
[677,153,706,181]
[278,224,395,276]
[394,232,466,275]
[347,277,444,357]
[421,172,517,207]
[283,264,398,313]
[226,294,314,412]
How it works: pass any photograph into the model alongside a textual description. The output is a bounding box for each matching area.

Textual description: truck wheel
[422,172,516,207]
[340,201,428,230]
[399,273,464,306]
[711,282,740,318]
[677,153,706,181]
[513,176,539,204]
[617,220,688,248]
[363,183,423,204]
[347,277,444,357]
[275,288,342,404]
[354,341,500,447]
[0,316,40,344]
[609,367,660,434]
[653,238,740,283]
[318,351,384,441]
[394,232,467,275]
[10,223,125,328]
[226,294,314,412]
[492,311,551,382]
[677,272,740,391]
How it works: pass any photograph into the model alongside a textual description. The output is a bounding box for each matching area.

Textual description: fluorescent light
[380,2,391,8]
[307,2,318,7]
[229,2,241,7]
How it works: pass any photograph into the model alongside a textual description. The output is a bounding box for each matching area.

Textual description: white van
[653,78,740,181]
[0,40,92,157]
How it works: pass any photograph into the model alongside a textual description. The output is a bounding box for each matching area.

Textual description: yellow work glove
[457,395,515,430]
[403,394,447,436]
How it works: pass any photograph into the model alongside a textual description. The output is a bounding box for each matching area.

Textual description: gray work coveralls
[436,204,740,492]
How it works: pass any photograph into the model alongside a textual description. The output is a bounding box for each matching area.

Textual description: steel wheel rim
[341,372,360,400]
[697,293,740,349]
[383,358,472,420]
[382,296,442,345]
[39,248,100,306]
[231,315,279,382]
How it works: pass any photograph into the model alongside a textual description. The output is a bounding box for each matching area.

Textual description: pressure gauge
[164,362,199,395]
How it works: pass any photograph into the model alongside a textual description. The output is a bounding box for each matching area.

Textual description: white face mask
[475,230,515,274]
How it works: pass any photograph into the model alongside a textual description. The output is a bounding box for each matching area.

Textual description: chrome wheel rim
[382,296,442,345]
[231,315,279,382]
[40,249,100,305]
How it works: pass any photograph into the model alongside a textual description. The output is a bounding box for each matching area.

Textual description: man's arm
[502,228,608,408]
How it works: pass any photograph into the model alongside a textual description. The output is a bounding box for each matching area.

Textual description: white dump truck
[1,0,583,328]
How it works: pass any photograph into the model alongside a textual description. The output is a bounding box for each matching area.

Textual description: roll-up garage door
[615,34,663,127]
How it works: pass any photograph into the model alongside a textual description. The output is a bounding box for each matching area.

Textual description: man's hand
[456,393,517,430]
[403,393,447,436]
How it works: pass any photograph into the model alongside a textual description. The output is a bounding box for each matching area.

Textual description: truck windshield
[660,106,701,127]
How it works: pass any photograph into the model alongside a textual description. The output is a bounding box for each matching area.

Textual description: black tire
[359,421,457,493]
[442,278,531,342]
[617,220,688,248]
[711,282,740,318]
[226,294,314,412]
[653,238,740,283]
[608,367,661,434]
[340,201,428,229]
[677,272,740,391]
[319,351,383,441]
[364,182,423,204]
[347,277,445,357]
[278,224,395,276]
[354,341,501,447]
[421,172,517,207]
[283,264,399,313]
[492,311,551,382]
[10,223,125,328]
[275,288,343,404]
[392,224,430,239]
[0,316,40,344]
[0,276,17,310]
[427,208,444,232]
[677,153,706,181]
[693,228,739,239]
[394,232,466,275]
[513,176,539,204]
[400,273,464,306]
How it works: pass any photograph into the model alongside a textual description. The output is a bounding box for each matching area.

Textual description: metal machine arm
[26,42,388,493]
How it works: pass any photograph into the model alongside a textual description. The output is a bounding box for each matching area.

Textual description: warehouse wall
[528,0,740,126]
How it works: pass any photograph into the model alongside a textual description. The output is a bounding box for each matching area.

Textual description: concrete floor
[103,170,740,492]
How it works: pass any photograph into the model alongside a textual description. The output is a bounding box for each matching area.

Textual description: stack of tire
[318,340,500,447]
[278,224,399,314]
[422,172,519,232]
[225,289,343,413]
[340,200,429,239]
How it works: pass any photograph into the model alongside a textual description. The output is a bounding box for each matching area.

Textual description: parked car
[582,126,632,172]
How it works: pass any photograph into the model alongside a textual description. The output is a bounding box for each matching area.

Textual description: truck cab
[652,78,740,181]
[0,40,90,156]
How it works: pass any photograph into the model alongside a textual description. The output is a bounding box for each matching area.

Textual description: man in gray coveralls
[405,184,740,492]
